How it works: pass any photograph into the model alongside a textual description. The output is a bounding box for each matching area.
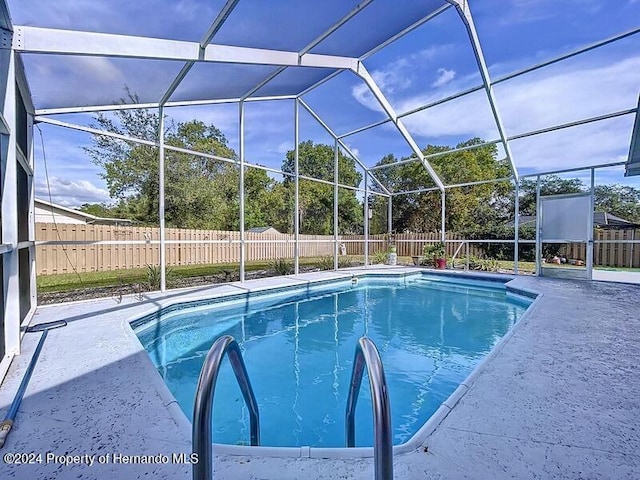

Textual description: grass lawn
[450,258,536,273]
[37,256,539,294]
[501,260,536,273]
[37,257,338,293]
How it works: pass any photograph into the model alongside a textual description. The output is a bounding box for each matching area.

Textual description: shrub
[338,256,353,268]
[317,255,334,271]
[467,255,500,272]
[371,251,387,264]
[145,264,174,291]
[270,258,293,275]
[423,242,446,258]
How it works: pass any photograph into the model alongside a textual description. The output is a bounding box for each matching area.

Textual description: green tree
[85,95,272,230]
[519,177,640,223]
[518,175,585,216]
[594,184,640,223]
[78,203,117,218]
[282,141,363,234]
[373,138,512,235]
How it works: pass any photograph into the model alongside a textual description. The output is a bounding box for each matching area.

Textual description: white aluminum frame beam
[369,139,502,172]
[35,23,638,117]
[302,1,375,57]
[368,106,636,178]
[343,26,640,139]
[364,172,369,265]
[241,1,375,101]
[441,191,446,243]
[392,175,513,196]
[35,115,382,193]
[35,117,158,146]
[294,99,300,275]
[298,70,343,98]
[157,0,240,290]
[520,161,626,179]
[446,0,518,181]
[158,106,167,292]
[38,104,634,197]
[14,54,34,114]
[160,0,240,105]
[241,67,287,100]
[13,26,359,70]
[494,25,640,87]
[587,169,595,280]
[297,98,391,195]
[509,108,637,141]
[360,4,452,60]
[353,63,445,191]
[333,139,339,270]
[239,101,246,281]
[627,94,640,177]
[243,4,453,103]
[35,95,297,116]
[1,49,21,356]
[514,179,519,274]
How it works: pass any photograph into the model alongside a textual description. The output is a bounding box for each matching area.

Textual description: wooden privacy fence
[342,233,484,258]
[35,223,640,275]
[346,230,640,267]
[35,223,336,275]
[565,229,640,268]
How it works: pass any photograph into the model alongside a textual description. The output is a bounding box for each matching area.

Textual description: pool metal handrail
[192,335,260,480]
[345,337,393,480]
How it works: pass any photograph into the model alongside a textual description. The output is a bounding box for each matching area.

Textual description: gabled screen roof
[6,0,640,191]
[9,0,449,109]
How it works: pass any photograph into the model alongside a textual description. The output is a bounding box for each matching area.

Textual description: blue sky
[10,0,640,206]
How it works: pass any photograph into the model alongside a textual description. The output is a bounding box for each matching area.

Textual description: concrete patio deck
[0,268,639,479]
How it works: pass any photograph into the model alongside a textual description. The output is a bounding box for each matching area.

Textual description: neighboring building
[35,198,133,226]
[247,226,280,235]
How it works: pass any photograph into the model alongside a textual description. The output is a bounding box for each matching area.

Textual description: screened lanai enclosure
[1,0,640,373]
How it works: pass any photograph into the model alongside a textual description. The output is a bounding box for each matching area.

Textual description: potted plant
[386,243,397,265]
[384,231,397,265]
[424,242,447,269]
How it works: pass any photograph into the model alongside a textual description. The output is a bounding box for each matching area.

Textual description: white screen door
[538,192,593,280]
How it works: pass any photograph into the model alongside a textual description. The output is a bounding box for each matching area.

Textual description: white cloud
[400,89,500,140]
[274,141,293,154]
[431,68,456,88]
[351,83,384,113]
[345,145,360,158]
[166,104,240,142]
[30,56,126,108]
[35,177,111,208]
[355,51,639,172]
[511,115,633,173]
[351,45,453,113]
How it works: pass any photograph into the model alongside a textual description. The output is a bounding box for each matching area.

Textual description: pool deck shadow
[1,268,639,479]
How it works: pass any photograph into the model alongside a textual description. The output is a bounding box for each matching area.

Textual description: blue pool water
[135,275,532,448]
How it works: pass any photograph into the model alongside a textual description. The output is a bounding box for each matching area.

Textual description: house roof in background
[247,226,280,234]
[35,198,133,225]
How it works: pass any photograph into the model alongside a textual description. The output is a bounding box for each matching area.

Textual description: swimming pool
[134,273,532,450]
